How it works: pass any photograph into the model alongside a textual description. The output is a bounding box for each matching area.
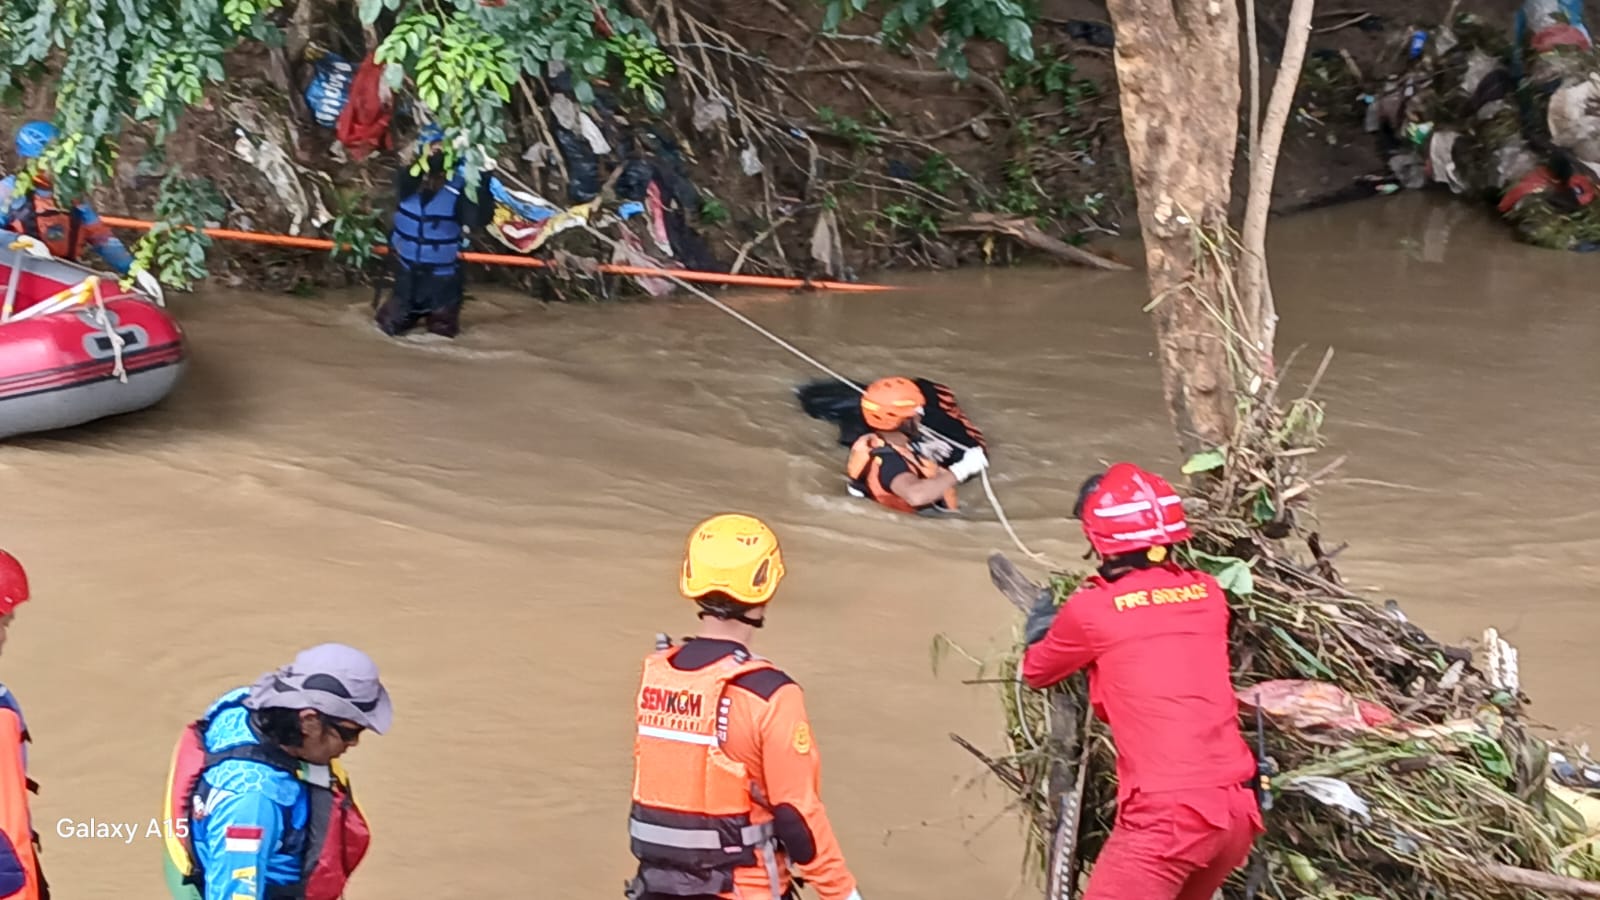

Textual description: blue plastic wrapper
[305,54,356,129]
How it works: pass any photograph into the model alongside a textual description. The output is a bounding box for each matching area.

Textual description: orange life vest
[845,434,958,515]
[629,644,783,897]
[0,690,41,900]
[7,191,80,262]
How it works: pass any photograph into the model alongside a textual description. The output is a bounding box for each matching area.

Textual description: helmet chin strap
[697,608,765,628]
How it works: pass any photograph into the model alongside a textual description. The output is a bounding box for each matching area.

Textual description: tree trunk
[1238,0,1316,381]
[1104,0,1243,456]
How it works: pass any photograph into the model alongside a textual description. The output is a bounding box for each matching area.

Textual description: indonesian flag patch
[224,825,264,853]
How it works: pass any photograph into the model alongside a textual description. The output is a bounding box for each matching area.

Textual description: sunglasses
[318,714,364,742]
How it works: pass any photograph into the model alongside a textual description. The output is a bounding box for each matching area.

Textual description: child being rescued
[797,376,989,515]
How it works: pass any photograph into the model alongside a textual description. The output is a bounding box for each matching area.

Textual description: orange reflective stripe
[930,381,985,449]
[844,434,957,514]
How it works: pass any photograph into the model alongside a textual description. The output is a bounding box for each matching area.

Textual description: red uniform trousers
[1082,783,1262,900]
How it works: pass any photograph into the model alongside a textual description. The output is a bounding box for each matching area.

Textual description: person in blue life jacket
[162,643,391,900]
[374,125,496,338]
[0,121,163,302]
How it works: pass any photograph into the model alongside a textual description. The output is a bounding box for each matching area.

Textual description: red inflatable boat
[0,242,186,440]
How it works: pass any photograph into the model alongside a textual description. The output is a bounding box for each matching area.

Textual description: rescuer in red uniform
[1020,462,1262,900]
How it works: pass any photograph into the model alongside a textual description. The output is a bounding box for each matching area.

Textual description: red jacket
[1021,563,1256,803]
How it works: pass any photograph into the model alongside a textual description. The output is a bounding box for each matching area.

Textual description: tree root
[941,213,1131,271]
[1478,864,1600,897]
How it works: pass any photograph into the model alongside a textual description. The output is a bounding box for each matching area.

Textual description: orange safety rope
[98,216,898,293]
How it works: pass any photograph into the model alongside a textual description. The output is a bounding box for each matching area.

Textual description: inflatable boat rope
[90,280,129,382]
[2,257,130,382]
[4,239,133,380]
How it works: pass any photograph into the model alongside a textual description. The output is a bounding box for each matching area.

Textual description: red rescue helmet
[0,550,28,616]
[1075,463,1192,559]
[860,377,924,431]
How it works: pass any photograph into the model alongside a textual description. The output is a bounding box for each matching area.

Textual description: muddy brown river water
[0,191,1595,897]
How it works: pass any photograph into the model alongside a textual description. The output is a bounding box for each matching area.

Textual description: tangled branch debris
[949,221,1600,898]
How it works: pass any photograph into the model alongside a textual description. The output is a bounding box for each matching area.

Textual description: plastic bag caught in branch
[1282,775,1374,824]
[1238,679,1397,733]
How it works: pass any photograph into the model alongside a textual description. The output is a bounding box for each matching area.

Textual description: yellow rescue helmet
[679,513,786,606]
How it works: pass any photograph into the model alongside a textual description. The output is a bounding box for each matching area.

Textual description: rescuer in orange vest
[844,377,988,515]
[626,513,864,900]
[0,550,45,900]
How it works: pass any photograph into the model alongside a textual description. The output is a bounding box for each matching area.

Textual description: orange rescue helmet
[679,513,786,607]
[860,377,924,431]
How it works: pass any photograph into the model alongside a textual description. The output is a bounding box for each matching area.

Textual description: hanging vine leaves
[819,0,1034,79]
[0,0,283,288]
[0,0,283,200]
[367,0,671,179]
[0,0,676,287]
[128,170,228,292]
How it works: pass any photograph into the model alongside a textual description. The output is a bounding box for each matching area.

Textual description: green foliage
[1002,51,1098,115]
[1184,548,1256,597]
[697,193,730,226]
[1047,570,1085,603]
[128,170,226,291]
[881,201,939,235]
[0,0,677,287]
[0,0,280,201]
[374,6,516,180]
[816,107,880,150]
[917,152,956,195]
[999,157,1041,216]
[369,0,669,181]
[819,0,1033,79]
[1182,448,1228,474]
[607,32,675,112]
[328,189,388,270]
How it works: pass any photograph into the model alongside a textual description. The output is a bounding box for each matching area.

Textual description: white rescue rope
[90,280,128,383]
[569,218,1056,566]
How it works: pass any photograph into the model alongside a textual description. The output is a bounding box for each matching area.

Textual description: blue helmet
[418,124,445,147]
[15,121,58,160]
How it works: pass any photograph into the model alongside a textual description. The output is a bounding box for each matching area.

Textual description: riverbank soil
[0,0,1538,294]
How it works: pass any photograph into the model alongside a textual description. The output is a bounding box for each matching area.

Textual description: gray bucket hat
[243,643,393,734]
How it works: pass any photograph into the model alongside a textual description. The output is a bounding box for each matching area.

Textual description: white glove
[947,446,988,483]
[133,269,166,305]
[7,235,51,259]
[478,150,498,171]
